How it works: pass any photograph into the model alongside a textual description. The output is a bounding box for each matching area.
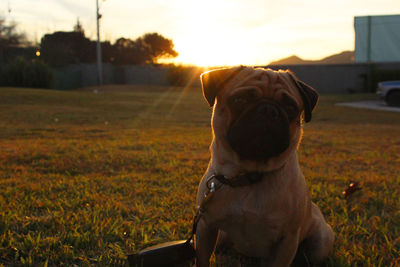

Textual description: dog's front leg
[261,231,300,267]
[195,219,218,267]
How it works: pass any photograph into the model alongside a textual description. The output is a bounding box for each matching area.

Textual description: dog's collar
[212,172,264,187]
[208,164,285,188]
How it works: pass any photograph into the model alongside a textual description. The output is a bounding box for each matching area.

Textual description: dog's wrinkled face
[201,66,318,163]
[226,90,295,161]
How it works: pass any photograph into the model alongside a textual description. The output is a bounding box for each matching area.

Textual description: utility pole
[96,0,103,85]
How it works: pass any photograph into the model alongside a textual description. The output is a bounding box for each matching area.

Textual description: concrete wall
[53,62,400,93]
[124,65,168,85]
[53,64,168,89]
[267,64,367,94]
[267,62,400,93]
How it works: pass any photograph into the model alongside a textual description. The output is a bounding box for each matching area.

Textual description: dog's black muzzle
[226,100,290,161]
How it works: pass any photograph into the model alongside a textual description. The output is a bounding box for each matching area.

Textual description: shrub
[166,65,204,86]
[0,57,54,88]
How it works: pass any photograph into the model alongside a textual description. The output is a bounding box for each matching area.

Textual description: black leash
[127,172,265,266]
[127,179,218,267]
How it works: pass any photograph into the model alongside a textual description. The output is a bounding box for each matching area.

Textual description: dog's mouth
[226,100,291,161]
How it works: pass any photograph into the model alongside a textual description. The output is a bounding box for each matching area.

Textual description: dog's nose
[256,103,280,119]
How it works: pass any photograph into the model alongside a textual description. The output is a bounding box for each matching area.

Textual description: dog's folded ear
[200,67,244,107]
[288,72,319,123]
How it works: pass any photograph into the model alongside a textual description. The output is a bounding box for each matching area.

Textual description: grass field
[0,85,399,266]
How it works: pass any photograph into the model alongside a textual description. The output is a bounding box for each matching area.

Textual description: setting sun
[173,35,252,67]
[157,0,271,67]
[170,1,252,66]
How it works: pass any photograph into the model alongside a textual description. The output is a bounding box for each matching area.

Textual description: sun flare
[174,39,229,67]
[171,1,252,67]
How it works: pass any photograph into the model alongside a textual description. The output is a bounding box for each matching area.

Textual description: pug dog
[195,66,334,267]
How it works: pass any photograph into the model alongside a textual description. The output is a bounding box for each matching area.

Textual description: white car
[377,81,400,107]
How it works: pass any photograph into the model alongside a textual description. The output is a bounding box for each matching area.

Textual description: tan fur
[196,67,334,267]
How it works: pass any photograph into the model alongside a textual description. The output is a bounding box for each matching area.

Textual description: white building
[354,15,400,63]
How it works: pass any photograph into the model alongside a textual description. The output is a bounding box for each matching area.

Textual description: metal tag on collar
[209,181,216,193]
[206,174,218,191]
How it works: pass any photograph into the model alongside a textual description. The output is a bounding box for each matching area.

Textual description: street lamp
[96,0,103,86]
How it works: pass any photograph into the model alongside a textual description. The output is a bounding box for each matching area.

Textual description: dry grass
[0,86,399,266]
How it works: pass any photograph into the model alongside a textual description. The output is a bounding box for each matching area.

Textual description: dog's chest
[207,188,295,256]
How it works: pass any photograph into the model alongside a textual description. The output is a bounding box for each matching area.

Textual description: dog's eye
[286,105,299,121]
[281,94,299,121]
[234,97,247,104]
[230,90,258,107]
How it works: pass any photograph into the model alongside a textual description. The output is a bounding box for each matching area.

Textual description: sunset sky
[3,0,400,66]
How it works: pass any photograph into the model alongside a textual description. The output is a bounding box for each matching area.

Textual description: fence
[52,62,400,93]
[52,64,169,89]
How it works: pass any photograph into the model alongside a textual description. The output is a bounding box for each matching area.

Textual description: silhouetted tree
[39,20,178,66]
[40,31,95,67]
[73,18,84,35]
[0,18,30,62]
[0,18,26,48]
[113,37,149,65]
[142,33,178,64]
[113,33,178,65]
[100,40,115,63]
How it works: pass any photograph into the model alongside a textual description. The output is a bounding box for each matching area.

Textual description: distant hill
[269,51,354,65]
